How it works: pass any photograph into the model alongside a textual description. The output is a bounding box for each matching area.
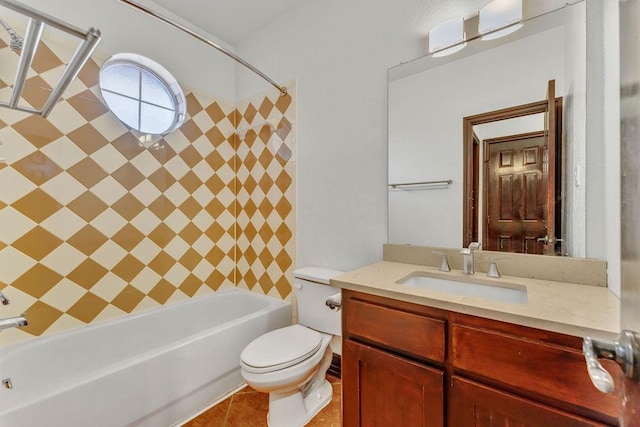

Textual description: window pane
[141,69,175,109]
[101,91,139,130]
[100,64,140,98]
[140,103,175,134]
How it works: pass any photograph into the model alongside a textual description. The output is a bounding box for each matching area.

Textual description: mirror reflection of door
[463,80,562,255]
[483,132,547,254]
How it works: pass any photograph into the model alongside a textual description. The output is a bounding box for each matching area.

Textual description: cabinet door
[343,339,444,427]
[449,376,610,427]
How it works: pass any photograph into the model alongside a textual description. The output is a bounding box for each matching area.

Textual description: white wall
[388,28,565,248]
[15,0,236,100]
[236,0,490,271]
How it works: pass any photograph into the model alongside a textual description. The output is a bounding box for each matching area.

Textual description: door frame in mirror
[462,97,563,251]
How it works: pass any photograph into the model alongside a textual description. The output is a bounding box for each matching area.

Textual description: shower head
[0,17,22,51]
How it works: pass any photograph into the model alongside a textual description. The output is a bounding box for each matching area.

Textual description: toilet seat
[240,325,322,374]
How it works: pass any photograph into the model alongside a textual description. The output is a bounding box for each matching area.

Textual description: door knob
[583,330,640,393]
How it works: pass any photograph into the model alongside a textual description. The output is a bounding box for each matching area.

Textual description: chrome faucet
[460,242,481,275]
[0,314,27,331]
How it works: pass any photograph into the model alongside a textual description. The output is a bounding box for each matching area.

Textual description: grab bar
[388,180,453,189]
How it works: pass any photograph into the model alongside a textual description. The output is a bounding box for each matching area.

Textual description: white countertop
[331,261,621,340]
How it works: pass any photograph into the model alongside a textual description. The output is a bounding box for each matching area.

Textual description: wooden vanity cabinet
[341,290,619,427]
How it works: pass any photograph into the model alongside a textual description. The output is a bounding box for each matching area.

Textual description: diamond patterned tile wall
[235,83,297,299]
[0,31,279,345]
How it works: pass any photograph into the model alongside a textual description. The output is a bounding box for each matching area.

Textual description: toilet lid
[240,325,323,373]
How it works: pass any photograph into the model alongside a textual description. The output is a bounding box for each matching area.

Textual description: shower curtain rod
[117,0,287,96]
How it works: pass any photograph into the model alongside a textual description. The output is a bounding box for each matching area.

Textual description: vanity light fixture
[478,0,523,40]
[428,16,467,58]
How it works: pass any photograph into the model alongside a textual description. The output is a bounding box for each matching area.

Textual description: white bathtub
[0,289,291,427]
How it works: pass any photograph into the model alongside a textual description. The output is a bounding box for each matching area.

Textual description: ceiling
[149,0,306,46]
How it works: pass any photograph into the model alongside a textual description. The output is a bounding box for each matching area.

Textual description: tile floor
[183,374,342,426]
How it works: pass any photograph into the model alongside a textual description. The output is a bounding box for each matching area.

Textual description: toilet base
[267,379,333,427]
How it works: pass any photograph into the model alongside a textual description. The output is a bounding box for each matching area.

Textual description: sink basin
[396,272,528,304]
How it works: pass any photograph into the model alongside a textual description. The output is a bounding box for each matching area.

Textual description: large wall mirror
[388,0,621,259]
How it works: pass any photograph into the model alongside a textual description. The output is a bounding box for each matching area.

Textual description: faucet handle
[431,251,450,272]
[0,292,9,306]
[468,242,482,250]
[487,258,506,278]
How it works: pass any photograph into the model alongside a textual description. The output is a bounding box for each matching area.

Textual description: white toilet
[240,267,343,427]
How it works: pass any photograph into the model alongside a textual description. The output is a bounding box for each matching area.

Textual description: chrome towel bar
[388,179,453,189]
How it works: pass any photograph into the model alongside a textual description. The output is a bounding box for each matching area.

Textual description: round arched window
[99,53,186,135]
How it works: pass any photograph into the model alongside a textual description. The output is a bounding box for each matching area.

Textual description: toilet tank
[293,267,344,336]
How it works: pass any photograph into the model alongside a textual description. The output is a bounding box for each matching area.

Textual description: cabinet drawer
[344,297,445,363]
[452,324,619,424]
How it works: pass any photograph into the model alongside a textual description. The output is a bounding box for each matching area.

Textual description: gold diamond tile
[258,248,274,269]
[243,223,258,242]
[67,192,109,222]
[148,279,176,304]
[258,199,274,219]
[13,264,63,298]
[275,276,291,299]
[68,123,110,155]
[258,272,274,294]
[241,151,257,171]
[230,109,240,128]
[67,157,108,188]
[67,292,108,323]
[21,301,64,336]
[206,175,226,194]
[206,198,226,218]
[275,223,292,245]
[111,163,145,190]
[205,270,226,291]
[258,149,275,169]
[148,251,176,275]
[111,254,145,282]
[275,93,292,115]
[243,103,257,124]
[258,125,272,143]
[275,249,292,271]
[185,93,203,117]
[258,174,274,194]
[179,274,202,297]
[205,102,226,123]
[12,151,63,186]
[149,142,177,165]
[178,197,201,219]
[148,169,177,192]
[205,246,226,265]
[148,223,174,248]
[112,193,145,221]
[23,76,52,110]
[205,223,226,241]
[12,188,62,222]
[179,223,202,245]
[67,258,108,290]
[179,248,202,270]
[275,170,292,193]
[0,37,6,49]
[258,97,274,119]
[67,89,109,122]
[243,269,258,289]
[67,224,109,256]
[112,224,145,251]
[77,57,100,87]
[242,199,258,218]
[12,226,63,261]
[12,116,63,149]
[179,145,203,168]
[148,195,176,220]
[180,119,203,143]
[275,198,292,218]
[206,151,225,171]
[178,171,201,194]
[31,42,64,74]
[111,285,145,313]
[258,223,273,244]
[204,127,225,147]
[112,133,145,160]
